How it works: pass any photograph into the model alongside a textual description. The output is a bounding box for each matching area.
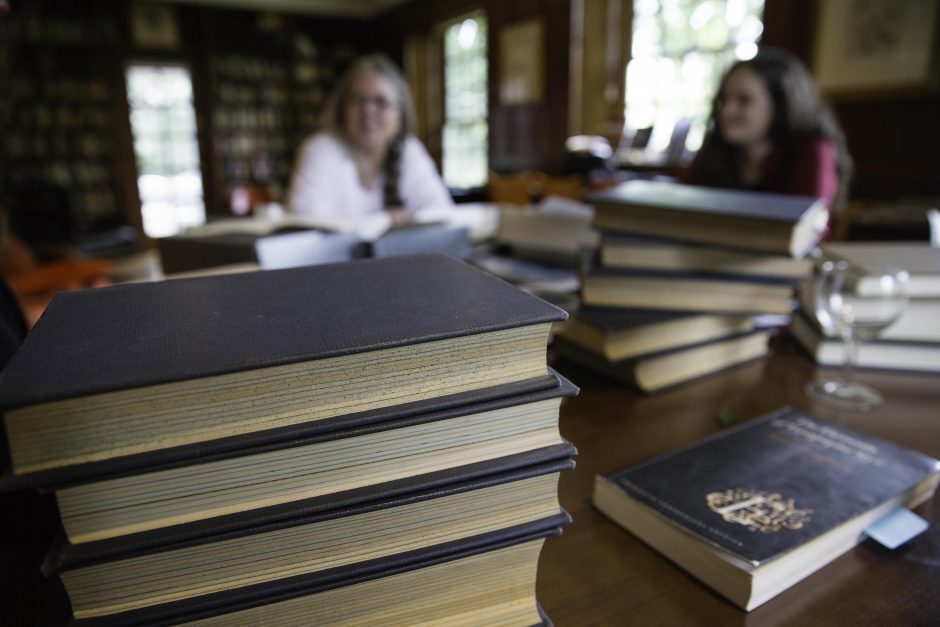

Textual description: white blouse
[287,133,453,219]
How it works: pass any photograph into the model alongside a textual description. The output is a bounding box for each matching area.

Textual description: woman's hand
[387,207,414,228]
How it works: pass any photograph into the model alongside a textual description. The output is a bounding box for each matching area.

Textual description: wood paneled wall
[762,0,940,201]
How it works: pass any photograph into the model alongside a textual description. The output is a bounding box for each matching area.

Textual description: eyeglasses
[348,93,398,111]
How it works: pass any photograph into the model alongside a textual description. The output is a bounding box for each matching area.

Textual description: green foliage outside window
[626,0,764,156]
[443,15,488,189]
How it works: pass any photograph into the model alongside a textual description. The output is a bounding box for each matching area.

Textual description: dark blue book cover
[574,306,709,332]
[588,180,827,257]
[588,265,802,287]
[598,407,939,565]
[0,254,565,410]
[589,180,822,223]
[0,254,565,479]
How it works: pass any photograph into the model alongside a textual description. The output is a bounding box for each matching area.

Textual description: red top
[760,136,838,210]
[683,136,839,210]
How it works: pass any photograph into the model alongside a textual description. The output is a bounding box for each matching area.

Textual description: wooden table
[3,335,937,626]
[538,335,940,626]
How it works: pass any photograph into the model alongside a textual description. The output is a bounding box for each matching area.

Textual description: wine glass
[805,259,909,410]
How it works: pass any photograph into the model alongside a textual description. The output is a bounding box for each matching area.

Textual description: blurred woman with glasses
[288,54,452,225]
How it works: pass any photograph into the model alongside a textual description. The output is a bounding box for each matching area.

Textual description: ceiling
[142,0,410,19]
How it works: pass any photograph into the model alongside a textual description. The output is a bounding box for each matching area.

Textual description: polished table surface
[538,335,940,626]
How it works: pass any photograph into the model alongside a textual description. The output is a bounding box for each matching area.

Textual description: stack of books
[495,196,599,266]
[791,242,940,372]
[0,254,577,626]
[555,180,825,392]
[476,196,600,319]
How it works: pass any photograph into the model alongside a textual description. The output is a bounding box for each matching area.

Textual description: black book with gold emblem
[592,407,940,611]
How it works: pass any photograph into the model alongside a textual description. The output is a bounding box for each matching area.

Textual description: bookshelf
[208,52,295,210]
[204,34,357,214]
[1,10,126,244]
[0,1,365,244]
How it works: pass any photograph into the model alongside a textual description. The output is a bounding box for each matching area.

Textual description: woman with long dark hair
[288,54,452,224]
[685,48,852,220]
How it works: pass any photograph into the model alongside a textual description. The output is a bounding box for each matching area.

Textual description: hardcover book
[789,310,940,373]
[369,224,472,260]
[156,232,271,275]
[592,407,940,610]
[600,235,813,279]
[496,202,599,261]
[0,254,566,477]
[47,460,573,621]
[44,514,568,627]
[181,538,558,627]
[51,401,574,544]
[821,242,940,297]
[589,180,828,257]
[2,371,572,490]
[581,268,796,315]
[553,330,771,393]
[473,254,580,295]
[559,307,755,362]
[797,280,940,343]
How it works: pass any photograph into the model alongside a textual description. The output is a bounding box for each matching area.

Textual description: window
[442,14,488,189]
[625,0,764,156]
[126,64,205,238]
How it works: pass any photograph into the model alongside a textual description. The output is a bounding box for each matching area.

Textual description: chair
[1,235,112,328]
[663,117,692,166]
[542,175,584,201]
[629,126,653,151]
[614,126,654,166]
[488,171,546,204]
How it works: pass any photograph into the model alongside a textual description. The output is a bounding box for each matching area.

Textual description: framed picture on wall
[813,0,938,95]
[499,18,544,105]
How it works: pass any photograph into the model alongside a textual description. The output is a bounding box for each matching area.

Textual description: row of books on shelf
[0,254,575,625]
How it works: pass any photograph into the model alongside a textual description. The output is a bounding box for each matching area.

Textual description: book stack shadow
[554,180,825,392]
[0,254,577,626]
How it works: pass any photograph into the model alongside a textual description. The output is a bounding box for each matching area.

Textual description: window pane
[126,65,205,238]
[443,15,488,189]
[625,0,764,156]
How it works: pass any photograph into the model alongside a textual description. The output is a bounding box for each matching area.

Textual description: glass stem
[841,334,860,387]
